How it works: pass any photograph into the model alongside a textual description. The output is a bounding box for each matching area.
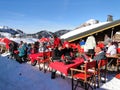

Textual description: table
[49,58,84,75]
[28,51,52,63]
[106,54,119,65]
[106,54,120,71]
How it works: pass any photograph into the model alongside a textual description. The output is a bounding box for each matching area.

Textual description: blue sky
[0,0,120,34]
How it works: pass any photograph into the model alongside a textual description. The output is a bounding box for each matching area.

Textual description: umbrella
[0,38,11,44]
[38,38,50,42]
[0,38,11,49]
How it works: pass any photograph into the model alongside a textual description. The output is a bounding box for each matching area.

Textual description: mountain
[54,29,71,37]
[0,26,25,37]
[36,30,54,38]
[0,26,70,38]
[27,29,71,39]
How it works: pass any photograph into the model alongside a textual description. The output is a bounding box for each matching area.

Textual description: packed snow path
[0,56,120,90]
[0,56,71,90]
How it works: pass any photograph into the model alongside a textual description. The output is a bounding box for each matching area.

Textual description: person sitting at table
[39,42,48,52]
[51,45,63,79]
[106,41,117,56]
[51,45,63,61]
[15,42,27,63]
[91,45,107,84]
[106,41,118,70]
[92,45,107,62]
[30,43,36,54]
[62,43,74,62]
[84,45,106,64]
[27,43,32,55]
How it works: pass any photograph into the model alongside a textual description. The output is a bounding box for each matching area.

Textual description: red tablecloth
[49,58,84,75]
[28,51,52,63]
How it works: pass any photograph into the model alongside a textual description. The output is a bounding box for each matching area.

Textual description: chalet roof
[60,19,120,42]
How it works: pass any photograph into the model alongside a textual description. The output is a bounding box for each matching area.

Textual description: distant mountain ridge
[0,26,24,35]
[0,19,98,38]
[0,26,70,38]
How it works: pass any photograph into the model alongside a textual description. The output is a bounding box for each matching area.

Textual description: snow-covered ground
[0,56,71,90]
[0,54,120,90]
[9,37,39,44]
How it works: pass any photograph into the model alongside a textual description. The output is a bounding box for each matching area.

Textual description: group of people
[7,34,119,67]
[51,36,74,63]
[52,34,119,67]
[79,34,119,71]
[7,34,120,81]
[52,42,74,63]
[8,41,39,63]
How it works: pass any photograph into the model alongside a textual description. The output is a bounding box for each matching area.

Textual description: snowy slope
[0,26,25,38]
[9,37,39,44]
[0,54,120,90]
[0,56,72,90]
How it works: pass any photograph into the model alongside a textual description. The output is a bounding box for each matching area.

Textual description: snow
[0,26,3,29]
[0,53,120,90]
[85,19,99,25]
[0,32,12,38]
[60,22,109,39]
[9,37,39,44]
[0,56,71,90]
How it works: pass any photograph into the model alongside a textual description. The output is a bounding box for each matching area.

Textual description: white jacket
[84,36,96,52]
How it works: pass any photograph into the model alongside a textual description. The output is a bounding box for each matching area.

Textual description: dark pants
[88,49,94,54]
[15,54,26,63]
[51,70,56,79]
[88,49,95,58]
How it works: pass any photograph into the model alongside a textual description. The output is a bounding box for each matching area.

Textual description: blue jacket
[18,45,26,57]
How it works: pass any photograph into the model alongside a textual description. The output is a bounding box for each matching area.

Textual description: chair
[71,60,97,90]
[37,52,51,73]
[97,59,108,88]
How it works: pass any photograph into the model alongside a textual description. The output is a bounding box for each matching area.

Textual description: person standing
[53,35,61,48]
[84,35,96,55]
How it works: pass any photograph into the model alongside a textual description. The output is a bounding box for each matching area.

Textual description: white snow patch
[0,52,120,90]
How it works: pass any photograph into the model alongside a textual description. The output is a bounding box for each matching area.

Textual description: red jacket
[54,37,61,47]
